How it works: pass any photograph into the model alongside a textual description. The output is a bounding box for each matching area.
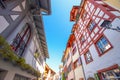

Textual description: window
[72,47,77,55]
[76,13,80,21]
[68,63,72,73]
[84,51,93,64]
[74,60,78,69]
[11,24,31,57]
[72,42,75,48]
[101,68,120,80]
[0,69,7,80]
[96,36,112,55]
[100,20,111,28]
[82,10,87,20]
[80,35,85,45]
[74,59,80,69]
[88,21,96,31]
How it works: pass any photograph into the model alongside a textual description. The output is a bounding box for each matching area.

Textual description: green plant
[0,35,16,61]
[16,57,25,65]
[34,52,40,59]
[0,36,41,77]
[2,53,9,61]
[62,73,66,80]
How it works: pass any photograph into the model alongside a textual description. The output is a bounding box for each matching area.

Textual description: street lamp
[100,20,120,32]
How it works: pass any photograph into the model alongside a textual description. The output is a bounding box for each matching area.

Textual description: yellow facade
[64,47,70,59]
[104,0,120,11]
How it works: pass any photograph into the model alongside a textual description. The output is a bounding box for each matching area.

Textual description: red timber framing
[70,6,79,21]
[73,0,118,56]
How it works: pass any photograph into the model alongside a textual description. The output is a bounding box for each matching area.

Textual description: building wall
[0,58,35,80]
[0,0,29,38]
[67,51,72,68]
[5,12,42,70]
[76,0,120,79]
[0,0,47,79]
[82,28,120,79]
[72,42,79,63]
[74,66,84,80]
[68,70,74,80]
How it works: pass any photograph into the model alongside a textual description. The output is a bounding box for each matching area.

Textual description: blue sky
[43,0,81,72]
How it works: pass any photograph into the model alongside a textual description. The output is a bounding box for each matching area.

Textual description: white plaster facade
[70,0,120,80]
[0,0,50,79]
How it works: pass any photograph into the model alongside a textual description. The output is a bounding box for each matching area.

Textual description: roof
[45,63,56,75]
[29,0,51,15]
[39,0,51,14]
[33,16,49,58]
[29,0,51,58]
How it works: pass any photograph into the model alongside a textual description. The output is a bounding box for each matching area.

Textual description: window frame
[72,47,77,55]
[88,21,96,32]
[73,58,81,69]
[11,24,31,57]
[74,60,78,69]
[94,35,112,56]
[84,50,93,64]
[79,35,85,45]
[98,64,120,80]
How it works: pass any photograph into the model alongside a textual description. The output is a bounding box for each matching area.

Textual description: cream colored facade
[70,0,120,80]
[62,34,84,80]
[104,0,120,11]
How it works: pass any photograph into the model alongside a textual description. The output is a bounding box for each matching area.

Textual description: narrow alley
[0,0,120,80]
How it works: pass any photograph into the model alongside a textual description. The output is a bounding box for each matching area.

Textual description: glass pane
[86,51,92,63]
[89,21,96,31]
[97,42,104,53]
[113,69,120,77]
[96,36,111,54]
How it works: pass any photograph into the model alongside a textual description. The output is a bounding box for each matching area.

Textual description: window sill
[98,46,113,57]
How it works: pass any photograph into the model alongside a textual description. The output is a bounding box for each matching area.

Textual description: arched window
[11,23,31,56]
